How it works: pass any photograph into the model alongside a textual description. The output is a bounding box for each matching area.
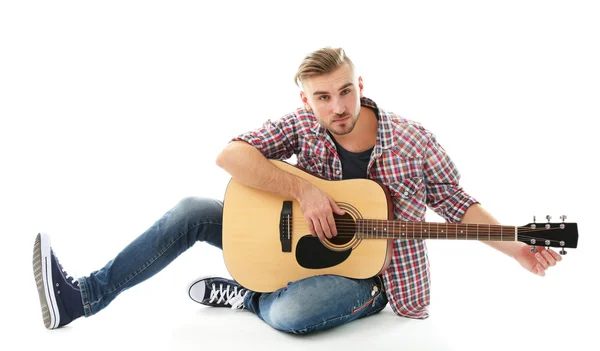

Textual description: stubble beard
[327,110,360,136]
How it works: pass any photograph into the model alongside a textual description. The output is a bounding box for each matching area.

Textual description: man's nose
[332,99,345,115]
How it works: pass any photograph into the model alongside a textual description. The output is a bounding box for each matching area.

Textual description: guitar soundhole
[331,213,356,245]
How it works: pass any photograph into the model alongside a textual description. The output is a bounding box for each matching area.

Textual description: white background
[1,1,598,350]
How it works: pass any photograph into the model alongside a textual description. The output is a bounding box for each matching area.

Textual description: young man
[33,47,562,334]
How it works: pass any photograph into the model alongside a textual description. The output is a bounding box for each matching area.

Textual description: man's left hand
[514,244,563,276]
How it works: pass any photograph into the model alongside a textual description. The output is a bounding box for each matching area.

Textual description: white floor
[5,235,596,351]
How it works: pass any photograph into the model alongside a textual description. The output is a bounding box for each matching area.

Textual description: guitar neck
[355,219,516,241]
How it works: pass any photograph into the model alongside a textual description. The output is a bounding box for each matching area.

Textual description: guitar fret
[359,219,363,238]
[374,219,377,238]
[371,220,374,238]
[375,219,378,238]
[358,221,365,239]
[373,219,376,238]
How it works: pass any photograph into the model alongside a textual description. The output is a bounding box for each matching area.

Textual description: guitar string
[287,216,567,227]
[293,232,567,245]
[283,217,567,233]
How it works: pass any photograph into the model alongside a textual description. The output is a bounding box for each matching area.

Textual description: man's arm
[216,140,307,200]
[461,203,523,258]
[461,204,562,276]
[216,141,345,240]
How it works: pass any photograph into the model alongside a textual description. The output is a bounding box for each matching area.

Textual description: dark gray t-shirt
[328,109,378,179]
[329,133,374,180]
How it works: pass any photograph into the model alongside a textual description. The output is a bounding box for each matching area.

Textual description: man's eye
[341,89,351,95]
[319,95,329,101]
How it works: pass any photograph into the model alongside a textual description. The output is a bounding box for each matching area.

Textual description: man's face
[300,63,363,136]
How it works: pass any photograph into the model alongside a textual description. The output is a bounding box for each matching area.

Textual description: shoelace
[53,250,79,288]
[61,267,79,287]
[209,283,248,309]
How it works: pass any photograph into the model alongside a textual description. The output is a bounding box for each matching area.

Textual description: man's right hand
[297,182,345,243]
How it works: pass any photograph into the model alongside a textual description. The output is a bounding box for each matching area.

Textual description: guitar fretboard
[355,219,516,241]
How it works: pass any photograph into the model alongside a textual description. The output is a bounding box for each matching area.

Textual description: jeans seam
[351,297,374,314]
[293,284,385,334]
[78,277,92,317]
[88,219,220,309]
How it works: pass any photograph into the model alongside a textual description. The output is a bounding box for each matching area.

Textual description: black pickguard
[295,235,351,269]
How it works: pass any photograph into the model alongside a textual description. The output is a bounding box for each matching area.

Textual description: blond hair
[294,47,355,87]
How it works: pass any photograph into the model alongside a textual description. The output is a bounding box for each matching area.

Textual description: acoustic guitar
[222,160,578,292]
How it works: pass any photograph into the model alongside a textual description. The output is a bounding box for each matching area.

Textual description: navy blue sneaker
[32,233,84,329]
[187,276,248,309]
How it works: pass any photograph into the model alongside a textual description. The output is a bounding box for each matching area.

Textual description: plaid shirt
[232,97,479,319]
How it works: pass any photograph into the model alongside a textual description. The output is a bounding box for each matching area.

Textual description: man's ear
[300,91,312,111]
[358,76,364,98]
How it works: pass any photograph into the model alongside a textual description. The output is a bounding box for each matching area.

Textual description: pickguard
[295,235,351,269]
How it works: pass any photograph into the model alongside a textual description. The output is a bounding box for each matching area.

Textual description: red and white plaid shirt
[232,97,479,319]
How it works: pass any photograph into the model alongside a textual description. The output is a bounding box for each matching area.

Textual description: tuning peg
[560,248,567,255]
[560,215,567,222]
[546,215,552,222]
[533,216,536,223]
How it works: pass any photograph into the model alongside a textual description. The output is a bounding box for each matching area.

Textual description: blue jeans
[78,197,388,334]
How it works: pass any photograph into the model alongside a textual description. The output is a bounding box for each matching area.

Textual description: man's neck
[330,106,378,153]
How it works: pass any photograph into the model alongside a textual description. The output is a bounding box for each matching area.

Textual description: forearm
[216,141,308,201]
[461,204,526,258]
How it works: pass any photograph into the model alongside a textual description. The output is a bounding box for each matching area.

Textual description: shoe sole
[33,233,59,329]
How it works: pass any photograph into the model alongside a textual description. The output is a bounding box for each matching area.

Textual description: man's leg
[189,275,387,334]
[33,196,224,328]
[245,274,388,334]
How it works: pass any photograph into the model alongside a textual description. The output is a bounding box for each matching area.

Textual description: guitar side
[222,159,393,293]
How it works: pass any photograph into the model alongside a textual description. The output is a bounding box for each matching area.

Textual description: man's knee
[173,197,222,221]
[264,300,314,334]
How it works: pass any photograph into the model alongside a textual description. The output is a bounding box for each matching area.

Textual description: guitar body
[222,160,394,293]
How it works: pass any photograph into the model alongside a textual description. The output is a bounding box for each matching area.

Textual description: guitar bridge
[280,201,292,252]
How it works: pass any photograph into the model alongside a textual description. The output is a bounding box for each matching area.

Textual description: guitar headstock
[518,215,578,255]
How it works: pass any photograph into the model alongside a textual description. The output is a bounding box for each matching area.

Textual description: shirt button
[403,191,409,196]
[335,170,341,175]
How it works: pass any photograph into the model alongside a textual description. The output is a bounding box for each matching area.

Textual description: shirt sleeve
[422,130,479,223]
[230,113,299,160]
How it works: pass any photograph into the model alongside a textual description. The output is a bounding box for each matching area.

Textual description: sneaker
[32,232,84,329]
[187,276,248,309]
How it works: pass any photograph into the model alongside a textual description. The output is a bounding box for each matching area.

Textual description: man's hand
[462,204,564,276]
[297,183,345,242]
[513,244,563,276]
